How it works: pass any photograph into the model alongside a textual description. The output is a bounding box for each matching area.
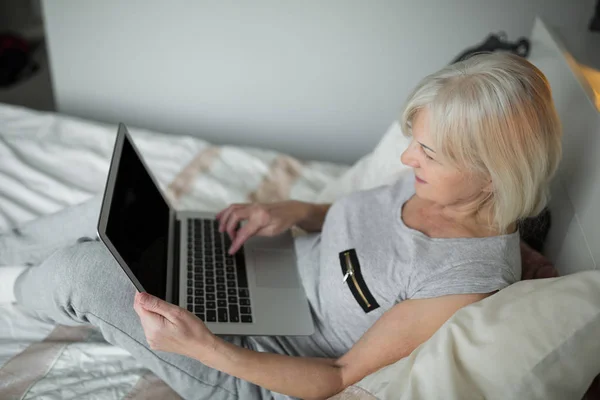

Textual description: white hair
[400,52,562,234]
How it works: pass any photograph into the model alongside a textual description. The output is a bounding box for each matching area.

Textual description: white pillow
[345,271,600,400]
[315,121,411,203]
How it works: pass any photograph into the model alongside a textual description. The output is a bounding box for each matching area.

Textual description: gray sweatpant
[2,195,274,400]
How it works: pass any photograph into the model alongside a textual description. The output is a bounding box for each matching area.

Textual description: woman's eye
[418,143,436,162]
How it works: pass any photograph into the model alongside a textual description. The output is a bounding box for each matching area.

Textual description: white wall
[42,0,595,164]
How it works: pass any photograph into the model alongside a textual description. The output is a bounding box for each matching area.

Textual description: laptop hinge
[171,218,181,305]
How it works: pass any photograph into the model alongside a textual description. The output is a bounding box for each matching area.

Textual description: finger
[137,292,180,322]
[134,292,147,314]
[218,204,243,233]
[135,307,171,351]
[215,207,228,220]
[225,208,251,241]
[133,298,144,317]
[136,302,165,326]
[134,300,165,334]
[216,205,233,231]
[216,203,240,221]
[228,222,261,254]
[215,205,233,230]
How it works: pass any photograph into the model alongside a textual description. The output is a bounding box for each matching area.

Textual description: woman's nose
[401,142,420,168]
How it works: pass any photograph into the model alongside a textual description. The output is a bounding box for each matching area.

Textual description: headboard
[528,18,600,275]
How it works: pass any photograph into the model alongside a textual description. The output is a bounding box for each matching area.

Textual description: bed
[0,102,349,399]
[1,17,600,400]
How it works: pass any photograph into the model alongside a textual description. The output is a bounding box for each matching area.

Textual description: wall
[42,0,595,164]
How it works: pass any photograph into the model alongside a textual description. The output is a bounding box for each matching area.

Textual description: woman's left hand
[133,292,215,359]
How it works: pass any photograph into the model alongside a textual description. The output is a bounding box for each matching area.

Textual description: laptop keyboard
[186,218,253,323]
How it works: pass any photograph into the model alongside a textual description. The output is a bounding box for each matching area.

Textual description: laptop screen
[105,133,170,299]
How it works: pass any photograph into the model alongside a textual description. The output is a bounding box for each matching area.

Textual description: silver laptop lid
[97,123,176,302]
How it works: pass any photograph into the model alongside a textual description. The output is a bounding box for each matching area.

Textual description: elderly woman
[1,53,561,400]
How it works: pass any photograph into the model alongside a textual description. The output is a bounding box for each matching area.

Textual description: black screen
[105,134,170,299]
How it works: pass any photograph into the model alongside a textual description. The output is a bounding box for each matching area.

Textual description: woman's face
[400,109,490,208]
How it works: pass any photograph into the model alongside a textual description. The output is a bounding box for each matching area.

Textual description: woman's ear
[482,179,494,193]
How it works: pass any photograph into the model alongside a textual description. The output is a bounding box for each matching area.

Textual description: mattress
[0,103,349,399]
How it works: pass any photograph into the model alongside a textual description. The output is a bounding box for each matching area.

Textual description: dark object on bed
[590,0,600,32]
[451,32,530,64]
[0,32,39,88]
[518,207,551,253]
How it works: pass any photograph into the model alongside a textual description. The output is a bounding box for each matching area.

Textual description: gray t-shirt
[247,172,521,361]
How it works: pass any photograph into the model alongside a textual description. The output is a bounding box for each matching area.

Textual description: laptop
[97,123,314,336]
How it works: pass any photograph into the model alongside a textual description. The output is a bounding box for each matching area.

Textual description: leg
[14,239,269,400]
[0,194,102,266]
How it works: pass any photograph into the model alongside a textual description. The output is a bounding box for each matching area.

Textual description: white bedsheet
[0,103,348,399]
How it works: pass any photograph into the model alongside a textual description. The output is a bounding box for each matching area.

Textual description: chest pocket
[339,249,380,313]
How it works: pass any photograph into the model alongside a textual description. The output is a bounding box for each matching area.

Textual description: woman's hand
[216,201,309,254]
[133,292,215,358]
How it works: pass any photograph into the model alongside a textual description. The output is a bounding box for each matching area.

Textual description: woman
[1,53,562,400]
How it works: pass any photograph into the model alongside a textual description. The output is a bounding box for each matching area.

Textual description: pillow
[336,270,600,400]
[315,121,411,203]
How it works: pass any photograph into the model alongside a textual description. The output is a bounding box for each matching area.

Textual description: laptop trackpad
[252,249,299,289]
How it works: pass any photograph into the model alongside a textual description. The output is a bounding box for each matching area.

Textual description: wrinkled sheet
[0,103,348,399]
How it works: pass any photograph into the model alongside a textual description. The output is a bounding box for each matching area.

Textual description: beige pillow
[316,121,411,203]
[335,271,600,400]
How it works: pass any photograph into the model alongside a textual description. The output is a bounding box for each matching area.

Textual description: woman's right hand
[215,201,309,254]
